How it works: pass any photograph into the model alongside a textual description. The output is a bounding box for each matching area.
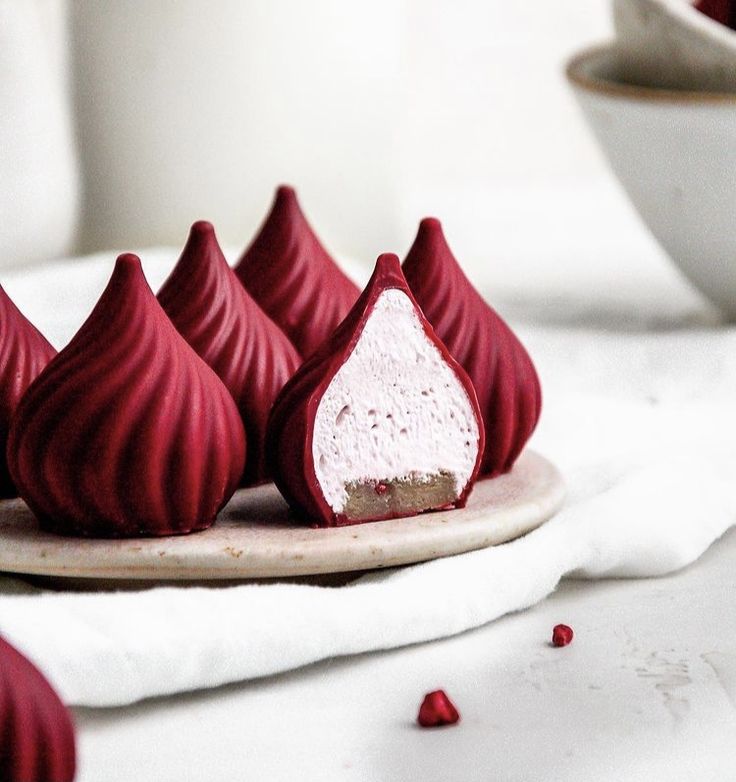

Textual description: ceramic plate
[0,450,563,583]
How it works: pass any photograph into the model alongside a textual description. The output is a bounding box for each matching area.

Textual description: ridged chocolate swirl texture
[235,185,360,358]
[0,286,56,497]
[158,221,301,485]
[402,218,542,476]
[266,253,484,527]
[0,636,76,782]
[7,254,246,537]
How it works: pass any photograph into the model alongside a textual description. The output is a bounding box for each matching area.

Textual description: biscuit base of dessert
[340,472,458,524]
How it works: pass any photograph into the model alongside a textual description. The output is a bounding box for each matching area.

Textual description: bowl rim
[641,0,736,52]
[566,42,736,103]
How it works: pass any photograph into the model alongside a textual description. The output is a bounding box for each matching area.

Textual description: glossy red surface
[235,185,360,358]
[158,221,300,485]
[0,636,76,782]
[403,218,541,477]
[417,689,461,728]
[552,624,574,648]
[7,255,245,537]
[266,253,484,527]
[0,287,56,497]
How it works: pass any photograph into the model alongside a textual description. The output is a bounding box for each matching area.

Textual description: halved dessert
[267,253,484,527]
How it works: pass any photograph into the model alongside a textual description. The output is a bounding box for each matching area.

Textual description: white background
[70,0,613,260]
[1,1,615,267]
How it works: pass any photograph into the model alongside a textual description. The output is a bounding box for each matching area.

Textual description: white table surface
[9,177,733,781]
[72,527,736,782]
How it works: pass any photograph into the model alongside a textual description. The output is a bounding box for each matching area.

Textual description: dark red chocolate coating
[235,185,360,358]
[266,253,485,527]
[7,254,246,537]
[402,218,541,477]
[0,287,56,497]
[0,636,76,782]
[158,221,301,485]
[695,0,736,28]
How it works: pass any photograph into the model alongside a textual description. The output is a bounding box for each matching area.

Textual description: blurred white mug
[0,0,79,268]
[71,0,403,262]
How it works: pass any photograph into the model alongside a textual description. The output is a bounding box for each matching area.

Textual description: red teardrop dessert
[0,636,76,782]
[267,253,484,527]
[7,254,246,537]
[235,185,360,358]
[0,287,56,497]
[158,221,301,485]
[402,218,541,477]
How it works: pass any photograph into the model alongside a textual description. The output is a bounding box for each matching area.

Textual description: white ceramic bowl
[567,44,736,318]
[613,0,736,91]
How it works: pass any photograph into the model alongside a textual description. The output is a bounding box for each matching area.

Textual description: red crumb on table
[552,624,574,647]
[417,689,461,727]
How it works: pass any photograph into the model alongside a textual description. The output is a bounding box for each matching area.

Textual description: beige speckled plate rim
[0,450,564,582]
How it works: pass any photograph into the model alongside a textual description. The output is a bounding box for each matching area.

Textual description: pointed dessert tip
[419,216,443,234]
[271,184,302,215]
[115,252,142,269]
[110,253,150,294]
[410,217,452,256]
[111,253,148,291]
[375,252,401,271]
[184,220,221,258]
[262,185,304,225]
[190,219,216,238]
[403,218,457,281]
[275,183,298,202]
[368,252,406,293]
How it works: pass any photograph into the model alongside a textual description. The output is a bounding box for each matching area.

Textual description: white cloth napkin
[0,227,734,708]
